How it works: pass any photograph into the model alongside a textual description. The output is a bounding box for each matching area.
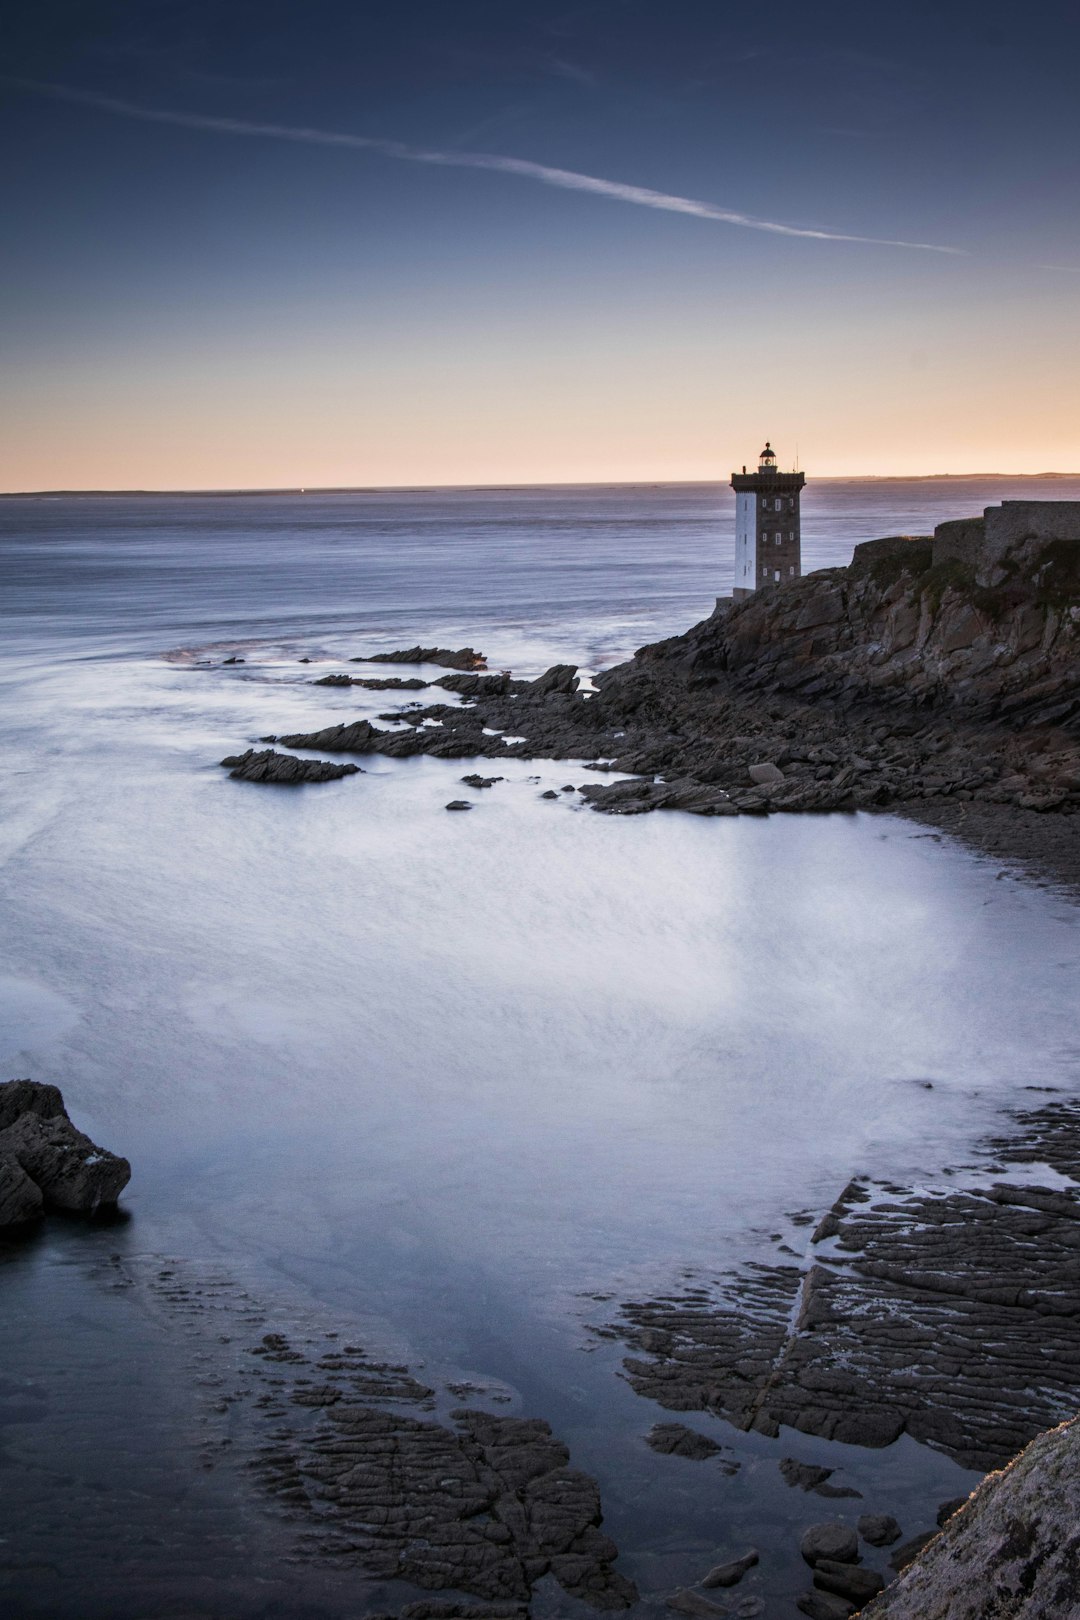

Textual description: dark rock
[460,775,504,789]
[700,1549,758,1587]
[858,1514,902,1547]
[540,789,559,800]
[313,674,429,689]
[445,800,473,811]
[796,1594,855,1620]
[220,748,361,784]
[360,646,487,671]
[666,1590,730,1618]
[612,1099,1080,1475]
[0,1155,43,1225]
[780,1459,859,1497]
[645,1423,721,1460]
[0,1079,129,1220]
[221,655,244,664]
[800,1524,860,1568]
[935,1497,967,1527]
[813,1559,884,1603]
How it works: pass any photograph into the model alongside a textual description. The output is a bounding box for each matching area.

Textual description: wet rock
[796,1594,855,1620]
[800,1524,859,1568]
[220,748,361,784]
[935,1496,967,1526]
[813,1558,884,1604]
[313,674,429,689]
[858,1514,902,1547]
[645,1423,721,1460]
[271,1405,636,1609]
[780,1459,860,1498]
[360,646,487,671]
[613,1099,1080,1474]
[0,1079,130,1219]
[700,1549,758,1587]
[221,655,244,664]
[666,1590,731,1617]
[460,775,504,789]
[445,800,473,811]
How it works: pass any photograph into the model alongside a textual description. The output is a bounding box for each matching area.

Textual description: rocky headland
[0,1078,130,1226]
[237,506,1080,884]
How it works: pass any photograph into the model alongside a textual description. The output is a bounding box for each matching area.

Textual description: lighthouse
[730,443,806,600]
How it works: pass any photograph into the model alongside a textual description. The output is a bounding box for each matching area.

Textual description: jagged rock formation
[608,1098,1080,1474]
[220,748,361,783]
[0,1080,130,1223]
[861,1416,1080,1619]
[359,646,488,671]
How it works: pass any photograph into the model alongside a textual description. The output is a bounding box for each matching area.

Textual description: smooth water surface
[1,480,1079,1617]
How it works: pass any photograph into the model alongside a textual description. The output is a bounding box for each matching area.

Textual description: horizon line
[4,472,1080,499]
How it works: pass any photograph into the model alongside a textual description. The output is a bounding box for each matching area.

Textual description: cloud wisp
[9,77,965,255]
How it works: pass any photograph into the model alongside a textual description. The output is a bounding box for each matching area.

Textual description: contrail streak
[8,77,965,255]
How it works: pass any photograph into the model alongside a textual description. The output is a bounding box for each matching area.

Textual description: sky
[2,0,1079,489]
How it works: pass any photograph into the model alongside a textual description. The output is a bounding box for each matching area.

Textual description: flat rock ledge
[609,1097,1080,1474]
[0,1079,130,1225]
[861,1415,1080,1619]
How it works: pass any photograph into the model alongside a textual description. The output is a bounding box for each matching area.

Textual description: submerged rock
[800,1524,859,1568]
[220,748,361,784]
[0,1080,129,1222]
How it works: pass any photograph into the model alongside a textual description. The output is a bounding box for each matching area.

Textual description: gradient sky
[2,0,1079,488]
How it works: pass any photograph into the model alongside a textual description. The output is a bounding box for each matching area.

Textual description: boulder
[858,1513,902,1547]
[0,1080,130,1221]
[748,762,784,786]
[813,1559,885,1604]
[796,1594,855,1619]
[800,1523,860,1568]
[700,1550,758,1588]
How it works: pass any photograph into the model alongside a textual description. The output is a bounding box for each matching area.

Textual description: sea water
[1,479,1079,1617]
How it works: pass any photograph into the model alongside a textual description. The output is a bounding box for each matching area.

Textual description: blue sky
[2,0,1078,486]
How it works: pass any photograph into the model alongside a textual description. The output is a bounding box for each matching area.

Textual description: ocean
[2,477,1079,1618]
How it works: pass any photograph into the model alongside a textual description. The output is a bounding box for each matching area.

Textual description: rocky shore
[232,514,1079,885]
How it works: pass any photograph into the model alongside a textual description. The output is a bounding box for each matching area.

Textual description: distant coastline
[3,473,1080,500]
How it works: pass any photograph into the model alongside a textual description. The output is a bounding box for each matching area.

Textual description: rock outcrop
[220,748,361,784]
[359,647,488,671]
[0,1080,130,1223]
[861,1416,1080,1619]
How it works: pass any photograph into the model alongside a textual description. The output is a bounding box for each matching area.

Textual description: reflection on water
[0,485,1078,1616]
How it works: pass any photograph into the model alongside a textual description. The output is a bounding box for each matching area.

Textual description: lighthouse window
[775,498,782,511]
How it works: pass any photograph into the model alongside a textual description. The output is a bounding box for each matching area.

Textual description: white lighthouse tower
[731,442,806,600]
